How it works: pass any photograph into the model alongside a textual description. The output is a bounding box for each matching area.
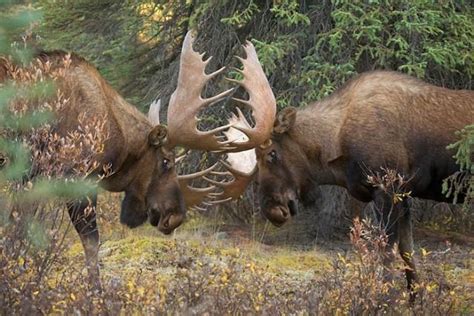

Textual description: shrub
[0,7,107,312]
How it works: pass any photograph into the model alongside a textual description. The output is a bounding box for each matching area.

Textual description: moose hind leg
[67,196,101,290]
[398,200,418,299]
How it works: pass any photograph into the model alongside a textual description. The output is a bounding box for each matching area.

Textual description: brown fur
[256,71,473,294]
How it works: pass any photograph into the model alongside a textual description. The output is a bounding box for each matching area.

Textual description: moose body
[255,71,473,292]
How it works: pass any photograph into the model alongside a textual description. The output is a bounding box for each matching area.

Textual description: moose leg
[67,195,101,290]
[373,190,400,280]
[348,197,366,220]
[397,200,418,299]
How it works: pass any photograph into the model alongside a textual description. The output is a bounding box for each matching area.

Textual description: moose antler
[205,163,256,203]
[203,114,258,202]
[167,31,276,152]
[147,98,221,211]
[148,99,161,126]
[221,112,257,175]
[224,41,276,152]
[165,31,277,207]
[167,32,234,151]
[177,163,222,211]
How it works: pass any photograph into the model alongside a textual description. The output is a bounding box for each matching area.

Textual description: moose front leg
[67,195,101,290]
[348,196,366,220]
[373,190,418,300]
[373,190,400,271]
[398,199,418,299]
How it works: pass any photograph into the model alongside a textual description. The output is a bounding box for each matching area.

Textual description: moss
[246,246,332,277]
[67,242,85,258]
[100,236,175,264]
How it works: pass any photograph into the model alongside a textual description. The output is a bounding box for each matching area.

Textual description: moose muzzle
[149,208,185,235]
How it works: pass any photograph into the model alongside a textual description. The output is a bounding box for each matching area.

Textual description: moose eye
[267,150,277,163]
[162,158,171,171]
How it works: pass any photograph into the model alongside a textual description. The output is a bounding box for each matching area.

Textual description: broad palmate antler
[167,31,276,152]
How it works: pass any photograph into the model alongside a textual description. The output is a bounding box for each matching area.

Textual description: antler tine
[205,160,256,201]
[148,98,161,126]
[178,162,224,210]
[178,177,215,211]
[200,112,257,203]
[177,162,217,180]
[224,40,277,152]
[208,197,233,205]
[167,31,235,151]
[189,205,207,212]
[175,152,187,164]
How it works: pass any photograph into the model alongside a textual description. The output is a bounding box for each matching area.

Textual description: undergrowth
[1,216,471,314]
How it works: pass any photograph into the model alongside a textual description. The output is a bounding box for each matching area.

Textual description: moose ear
[273,107,297,134]
[148,125,168,147]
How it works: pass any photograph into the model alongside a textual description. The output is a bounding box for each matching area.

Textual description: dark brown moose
[211,70,473,295]
[1,52,202,287]
[0,31,276,288]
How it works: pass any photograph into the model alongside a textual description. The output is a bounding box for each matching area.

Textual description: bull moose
[0,32,276,287]
[207,71,473,294]
[1,52,193,287]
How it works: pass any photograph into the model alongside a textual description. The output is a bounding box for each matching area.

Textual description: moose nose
[158,211,185,235]
[266,205,291,227]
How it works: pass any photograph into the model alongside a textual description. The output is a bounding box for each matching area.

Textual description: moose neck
[68,64,153,192]
[99,103,152,192]
[291,97,350,187]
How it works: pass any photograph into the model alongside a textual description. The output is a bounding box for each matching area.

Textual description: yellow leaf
[420,248,431,257]
[221,274,228,283]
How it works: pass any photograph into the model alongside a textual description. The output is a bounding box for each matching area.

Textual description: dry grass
[3,193,472,314]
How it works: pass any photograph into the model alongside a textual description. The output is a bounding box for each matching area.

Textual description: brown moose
[0,32,276,288]
[1,53,193,287]
[210,71,473,295]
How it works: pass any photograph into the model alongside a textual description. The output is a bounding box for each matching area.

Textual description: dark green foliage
[443,124,473,208]
[1,3,104,305]
[39,0,144,104]
[0,2,42,64]
[38,0,473,110]
[39,0,193,108]
[1,1,43,184]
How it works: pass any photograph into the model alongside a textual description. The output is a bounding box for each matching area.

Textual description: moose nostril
[148,208,160,227]
[163,219,169,228]
[288,199,298,216]
[279,207,289,218]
